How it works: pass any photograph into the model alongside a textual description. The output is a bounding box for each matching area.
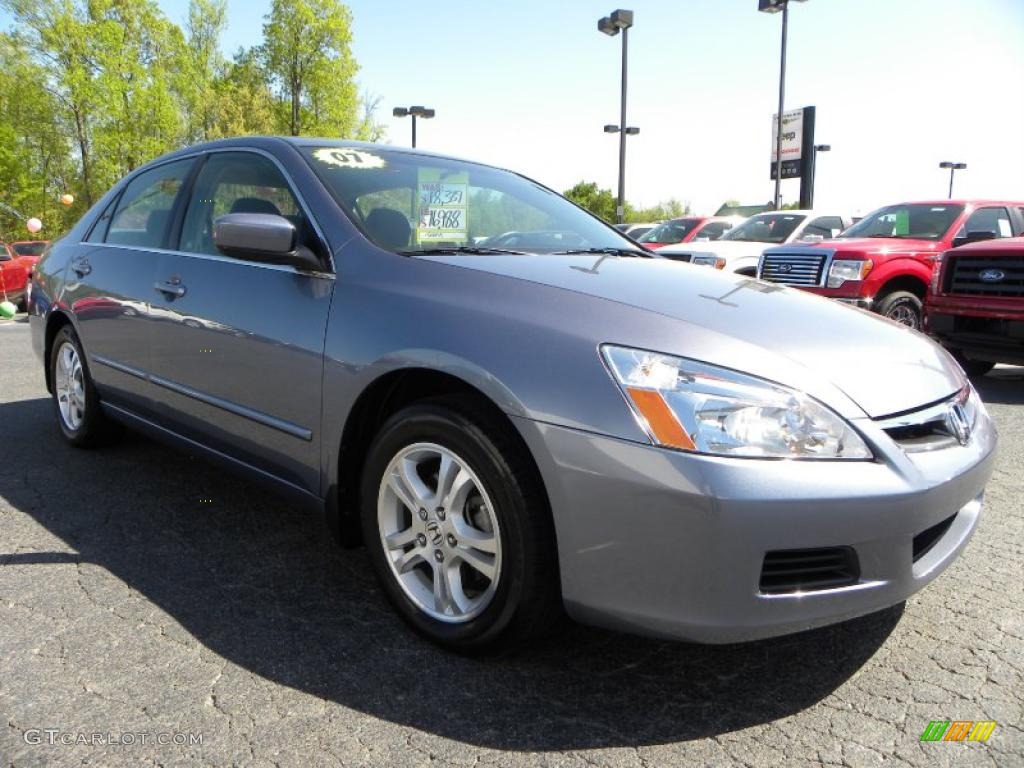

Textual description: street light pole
[392,105,435,149]
[759,0,806,211]
[598,9,635,225]
[773,2,788,211]
[939,161,967,198]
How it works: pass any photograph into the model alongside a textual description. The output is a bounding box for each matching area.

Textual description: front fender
[863,257,933,296]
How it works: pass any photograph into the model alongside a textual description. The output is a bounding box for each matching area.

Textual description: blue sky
[6,1,1024,214]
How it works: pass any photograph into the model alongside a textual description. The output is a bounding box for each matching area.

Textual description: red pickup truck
[757,201,1024,329]
[924,237,1024,377]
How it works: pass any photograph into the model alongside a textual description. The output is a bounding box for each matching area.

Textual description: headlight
[601,345,872,459]
[827,258,873,288]
[930,252,947,294]
[692,255,726,269]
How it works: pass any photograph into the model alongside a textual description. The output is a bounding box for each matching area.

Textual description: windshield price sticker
[312,148,387,170]
[417,170,468,243]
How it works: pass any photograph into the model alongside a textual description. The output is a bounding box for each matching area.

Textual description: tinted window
[11,242,47,256]
[180,152,307,257]
[839,203,963,241]
[695,221,732,240]
[638,219,701,244]
[721,213,805,244]
[301,146,637,254]
[85,196,121,244]
[957,207,1012,240]
[802,216,846,239]
[105,159,193,248]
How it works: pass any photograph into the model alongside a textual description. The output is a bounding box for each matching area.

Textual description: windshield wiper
[553,247,651,258]
[399,246,529,256]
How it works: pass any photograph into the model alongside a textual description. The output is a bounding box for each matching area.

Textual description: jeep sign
[770,107,804,180]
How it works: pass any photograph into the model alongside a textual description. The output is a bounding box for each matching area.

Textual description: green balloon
[0,300,16,319]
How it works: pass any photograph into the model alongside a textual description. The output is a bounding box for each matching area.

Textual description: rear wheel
[876,290,923,330]
[49,325,117,447]
[360,397,560,652]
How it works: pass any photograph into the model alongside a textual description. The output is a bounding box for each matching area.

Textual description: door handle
[154,279,186,299]
[71,258,91,277]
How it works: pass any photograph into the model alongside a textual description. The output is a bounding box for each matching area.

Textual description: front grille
[876,387,971,452]
[913,513,957,562]
[759,251,828,286]
[759,546,860,594]
[947,255,1024,297]
[660,252,693,263]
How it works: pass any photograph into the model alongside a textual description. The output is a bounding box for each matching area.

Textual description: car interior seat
[365,208,411,250]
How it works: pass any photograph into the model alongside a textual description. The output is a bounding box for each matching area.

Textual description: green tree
[181,0,228,142]
[629,198,690,223]
[261,0,360,137]
[563,181,619,223]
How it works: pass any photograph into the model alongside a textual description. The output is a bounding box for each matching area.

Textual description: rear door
[62,157,196,417]
[147,150,334,495]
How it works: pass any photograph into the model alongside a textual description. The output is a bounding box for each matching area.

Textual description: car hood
[806,237,945,255]
[425,253,963,418]
[658,239,778,262]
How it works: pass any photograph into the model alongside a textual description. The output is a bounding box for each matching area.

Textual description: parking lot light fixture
[939,161,967,199]
[393,105,435,148]
[597,9,635,225]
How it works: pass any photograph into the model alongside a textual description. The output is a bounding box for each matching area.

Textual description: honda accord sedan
[29,138,996,651]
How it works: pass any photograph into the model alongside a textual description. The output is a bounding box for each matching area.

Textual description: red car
[637,216,737,250]
[757,200,1024,329]
[0,242,30,310]
[924,237,1024,377]
[9,240,49,273]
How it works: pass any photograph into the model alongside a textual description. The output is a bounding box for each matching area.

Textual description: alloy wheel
[377,442,502,623]
[54,341,85,431]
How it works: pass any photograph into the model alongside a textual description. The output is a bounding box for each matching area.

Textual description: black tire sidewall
[359,403,537,650]
[878,291,922,329]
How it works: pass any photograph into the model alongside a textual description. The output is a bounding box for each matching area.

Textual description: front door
[147,151,334,495]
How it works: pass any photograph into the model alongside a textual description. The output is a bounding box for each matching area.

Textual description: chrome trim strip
[91,354,313,441]
[82,242,335,280]
[100,401,316,499]
[874,387,968,430]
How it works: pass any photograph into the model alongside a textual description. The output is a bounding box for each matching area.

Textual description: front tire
[49,325,116,447]
[876,290,923,330]
[360,397,560,652]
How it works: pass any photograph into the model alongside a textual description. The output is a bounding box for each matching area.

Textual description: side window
[803,216,845,239]
[958,207,1012,239]
[85,196,120,243]
[180,152,308,257]
[105,159,193,248]
[699,221,730,240]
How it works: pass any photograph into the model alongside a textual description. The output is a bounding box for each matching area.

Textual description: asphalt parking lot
[1,315,1022,768]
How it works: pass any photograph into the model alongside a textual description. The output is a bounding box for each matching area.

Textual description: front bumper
[514,407,996,643]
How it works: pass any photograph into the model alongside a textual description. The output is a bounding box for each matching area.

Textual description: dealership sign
[770,108,804,180]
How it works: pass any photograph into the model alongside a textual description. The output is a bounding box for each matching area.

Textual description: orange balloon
[60,194,74,206]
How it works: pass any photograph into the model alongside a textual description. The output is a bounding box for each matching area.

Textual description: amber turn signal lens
[625,387,696,450]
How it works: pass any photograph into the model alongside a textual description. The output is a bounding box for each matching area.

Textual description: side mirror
[213,213,321,271]
[952,230,997,249]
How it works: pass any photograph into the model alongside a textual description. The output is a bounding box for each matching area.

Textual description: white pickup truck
[657,210,854,276]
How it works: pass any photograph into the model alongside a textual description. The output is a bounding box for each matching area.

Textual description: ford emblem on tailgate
[979,269,1005,282]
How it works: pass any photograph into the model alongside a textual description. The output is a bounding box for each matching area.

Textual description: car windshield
[838,203,964,241]
[638,218,700,244]
[300,145,639,254]
[12,242,46,256]
[720,213,805,244]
